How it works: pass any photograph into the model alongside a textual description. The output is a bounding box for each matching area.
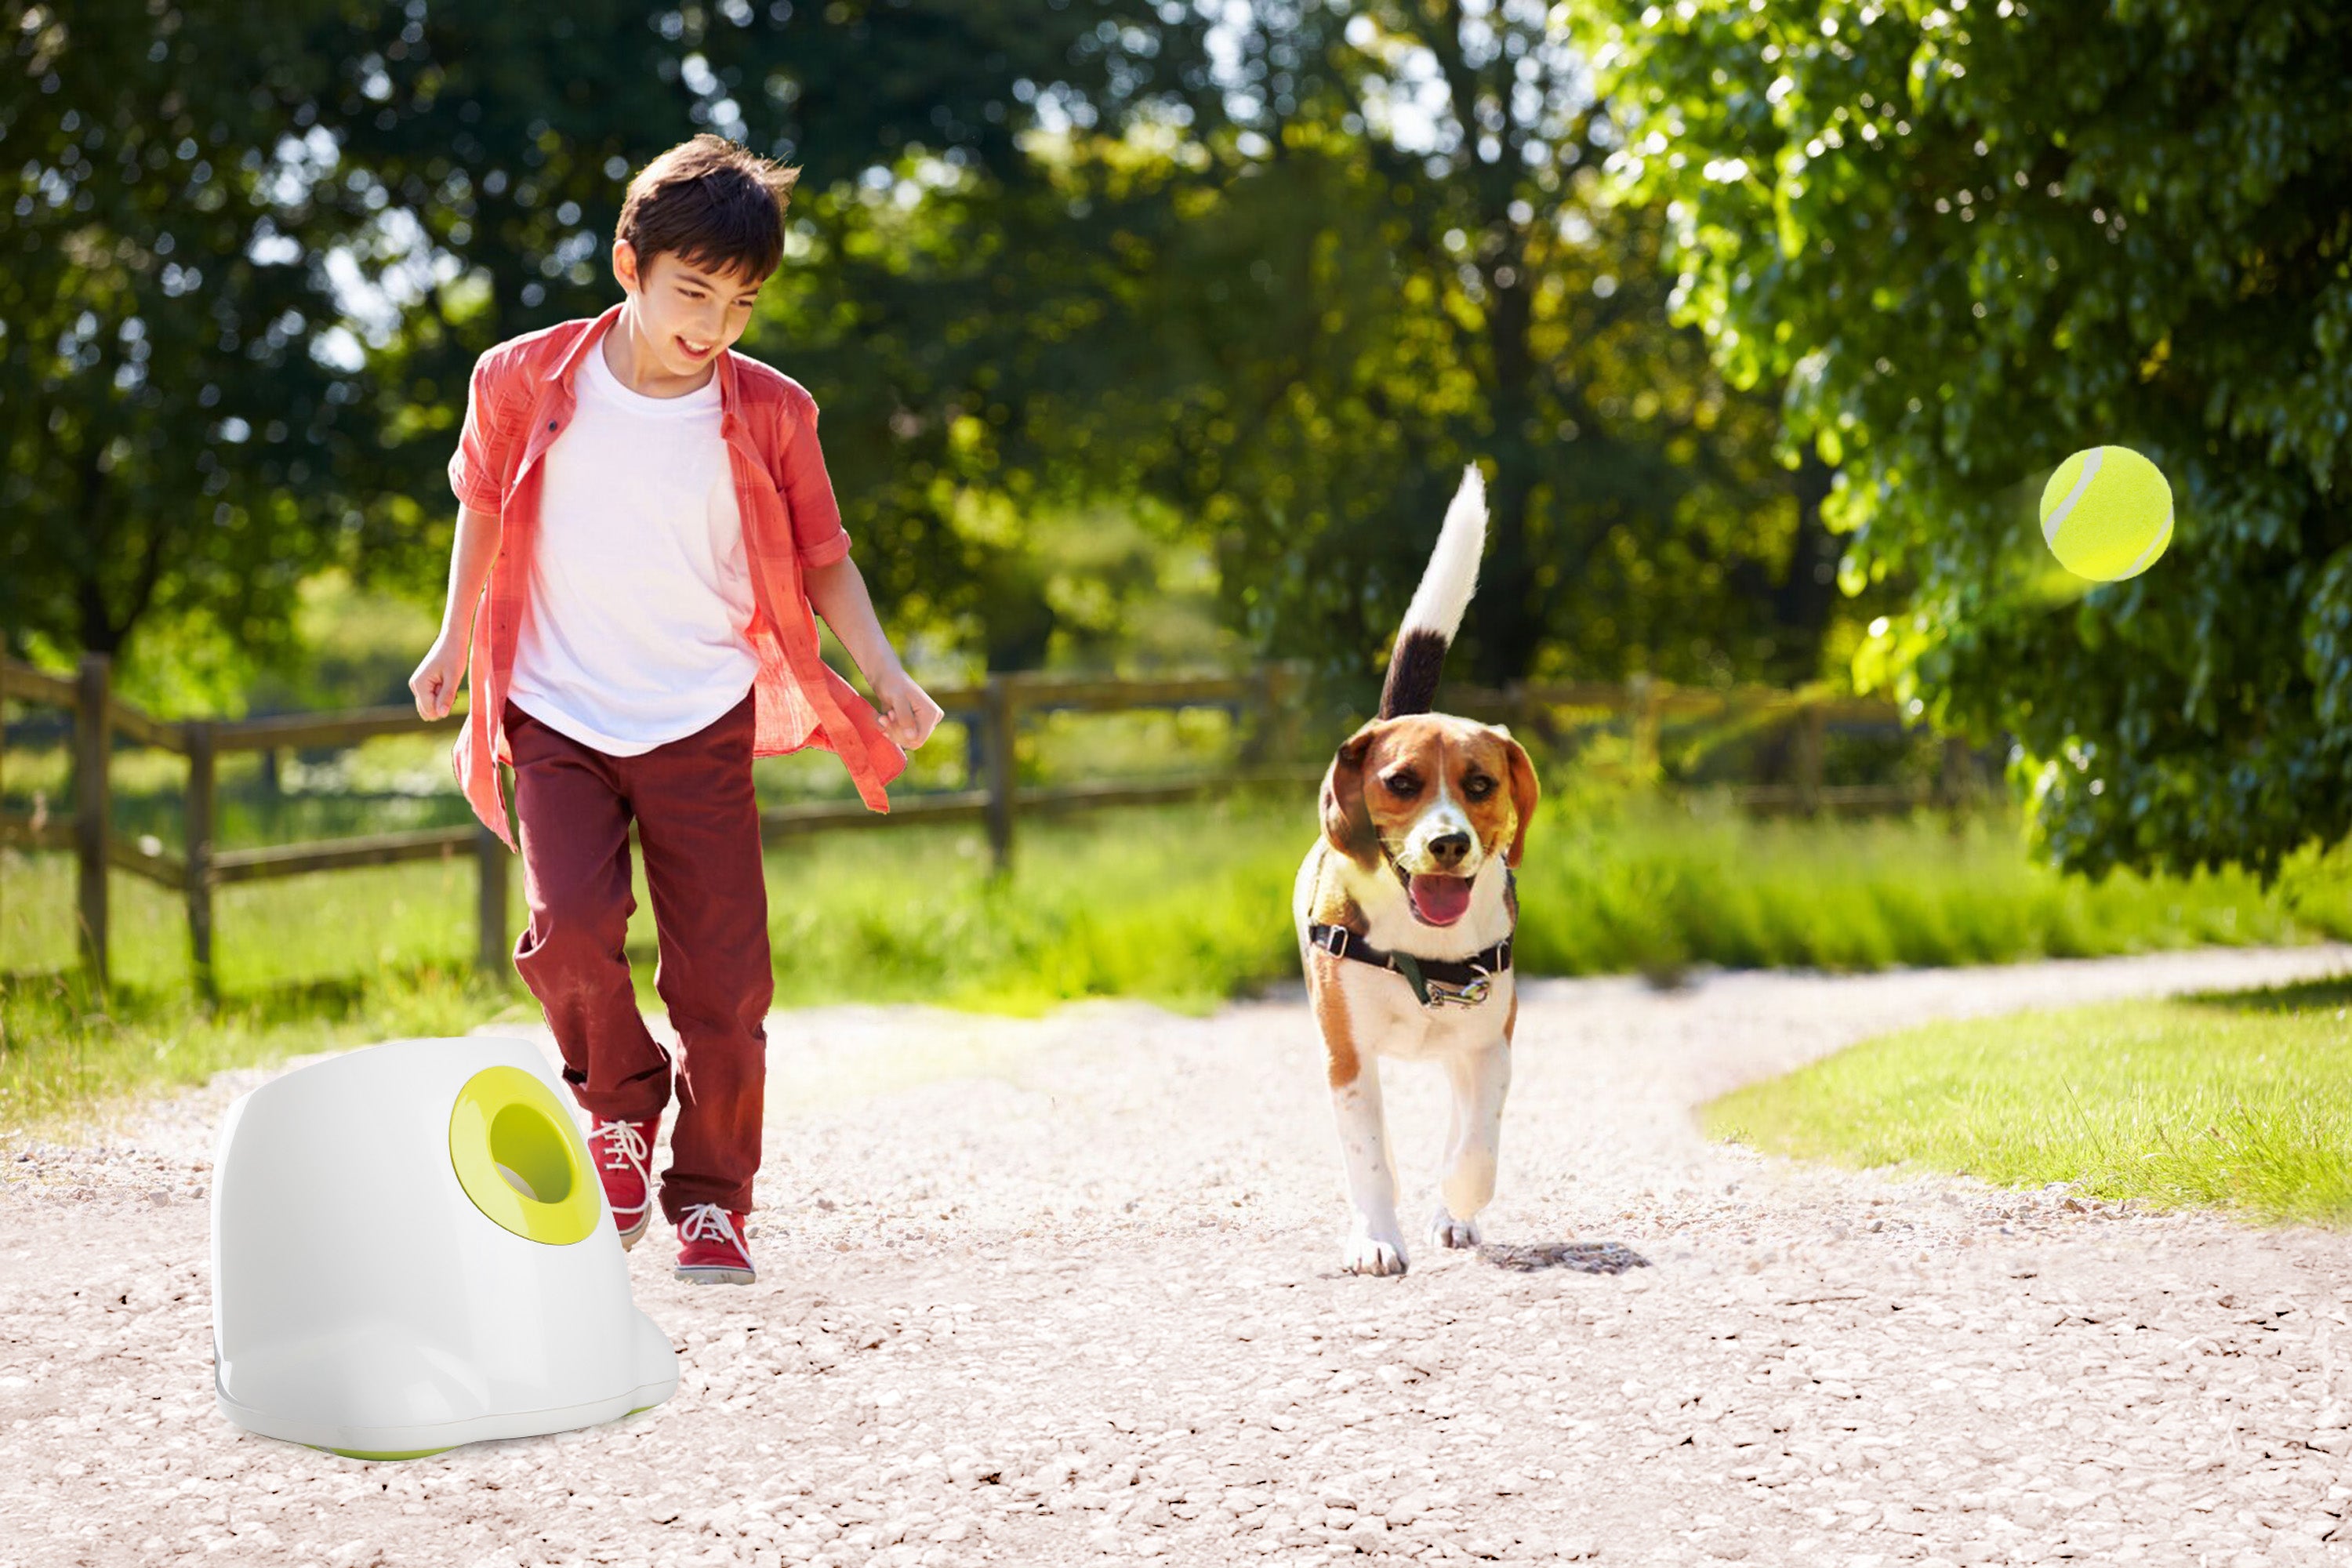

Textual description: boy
[408,134,943,1284]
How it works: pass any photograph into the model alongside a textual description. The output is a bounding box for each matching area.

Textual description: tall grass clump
[1512,786,2344,983]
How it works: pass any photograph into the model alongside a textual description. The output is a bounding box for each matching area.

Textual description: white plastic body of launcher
[211,1036,677,1458]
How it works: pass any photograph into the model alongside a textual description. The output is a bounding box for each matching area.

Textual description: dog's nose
[1429,831,1471,868]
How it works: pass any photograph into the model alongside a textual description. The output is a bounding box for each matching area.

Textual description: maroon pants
[505,694,771,1221]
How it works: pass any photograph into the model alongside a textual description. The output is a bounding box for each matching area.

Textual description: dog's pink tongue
[1407,874,1472,925]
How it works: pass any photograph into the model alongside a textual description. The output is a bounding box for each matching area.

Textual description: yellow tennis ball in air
[2038,445,2174,582]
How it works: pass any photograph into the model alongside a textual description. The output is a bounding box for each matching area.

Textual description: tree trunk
[1769,452,1839,682]
[1474,248,1544,688]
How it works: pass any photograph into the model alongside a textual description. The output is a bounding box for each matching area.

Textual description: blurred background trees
[1,1,372,693]
[5,0,2348,880]
[3,0,1214,692]
[1046,1,1838,692]
[5,0,1855,692]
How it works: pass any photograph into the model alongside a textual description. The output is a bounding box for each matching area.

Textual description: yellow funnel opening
[448,1066,601,1246]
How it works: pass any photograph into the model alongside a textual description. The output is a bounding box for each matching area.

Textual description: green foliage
[324,0,1220,628]
[0,1,378,666]
[739,137,1239,672]
[1586,0,2352,880]
[7,0,1876,704]
[3,0,1210,673]
[1710,978,2352,1225]
[996,5,1864,696]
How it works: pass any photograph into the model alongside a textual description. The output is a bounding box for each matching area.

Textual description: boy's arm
[414,345,513,721]
[804,554,943,749]
[408,503,503,721]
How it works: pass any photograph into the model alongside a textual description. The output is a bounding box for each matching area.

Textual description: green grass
[5,788,2348,1137]
[0,794,1308,1009]
[1518,792,2347,982]
[1708,976,2352,1225]
[0,963,534,1135]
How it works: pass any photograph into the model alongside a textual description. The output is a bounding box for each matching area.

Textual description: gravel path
[6,943,2352,1568]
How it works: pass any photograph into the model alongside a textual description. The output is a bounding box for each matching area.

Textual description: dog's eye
[1381,773,1421,797]
[1465,775,1496,800]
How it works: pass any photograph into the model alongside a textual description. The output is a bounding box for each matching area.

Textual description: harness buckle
[1316,925,1350,956]
[1422,965,1494,1010]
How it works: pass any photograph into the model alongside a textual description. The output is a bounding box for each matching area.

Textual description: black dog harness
[1305,922,1514,1009]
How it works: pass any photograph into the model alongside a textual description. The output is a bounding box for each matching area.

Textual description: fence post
[185,720,217,1004]
[1795,699,1827,816]
[1937,735,1973,811]
[1238,663,1276,766]
[1626,673,1660,786]
[1269,662,1305,764]
[1504,680,1540,746]
[475,787,510,976]
[73,652,111,993]
[982,673,1016,874]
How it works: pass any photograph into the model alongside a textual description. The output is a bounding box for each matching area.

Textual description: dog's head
[1319,713,1541,927]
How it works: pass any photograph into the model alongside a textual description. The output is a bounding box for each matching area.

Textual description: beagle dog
[1291,466,1540,1277]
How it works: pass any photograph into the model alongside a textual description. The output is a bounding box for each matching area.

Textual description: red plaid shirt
[447,304,905,848]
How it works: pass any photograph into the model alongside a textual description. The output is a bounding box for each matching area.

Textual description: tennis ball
[2038,445,2173,582]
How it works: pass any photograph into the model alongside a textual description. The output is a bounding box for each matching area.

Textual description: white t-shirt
[506,342,761,757]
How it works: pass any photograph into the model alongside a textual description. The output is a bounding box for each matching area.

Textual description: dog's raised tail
[1378,463,1487,720]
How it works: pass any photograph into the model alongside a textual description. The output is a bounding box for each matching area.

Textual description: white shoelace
[590,1118,651,1173]
[677,1203,746,1257]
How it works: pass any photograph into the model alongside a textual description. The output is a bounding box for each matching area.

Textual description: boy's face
[613,241,767,378]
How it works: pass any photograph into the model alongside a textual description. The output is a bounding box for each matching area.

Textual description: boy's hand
[408,633,470,721]
[871,667,943,750]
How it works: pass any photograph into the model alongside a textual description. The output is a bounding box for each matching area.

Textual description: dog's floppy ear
[1320,721,1382,866]
[1501,731,1541,868]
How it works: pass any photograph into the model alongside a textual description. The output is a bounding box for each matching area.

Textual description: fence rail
[2,654,1956,1000]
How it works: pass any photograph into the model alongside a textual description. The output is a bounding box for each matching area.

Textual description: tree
[317,0,1219,664]
[1588,0,2352,878]
[1015,1,1860,696]
[0,0,374,670]
[5,0,1868,705]
[2,0,1214,682]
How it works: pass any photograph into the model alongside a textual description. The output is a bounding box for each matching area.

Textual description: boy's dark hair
[616,133,800,284]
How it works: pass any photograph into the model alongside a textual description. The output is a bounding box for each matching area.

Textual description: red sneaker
[586,1115,660,1250]
[674,1203,755,1285]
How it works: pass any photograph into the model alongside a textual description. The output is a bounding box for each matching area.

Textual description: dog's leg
[1428,1037,1511,1250]
[1333,1061,1409,1276]
[1312,960,1408,1276]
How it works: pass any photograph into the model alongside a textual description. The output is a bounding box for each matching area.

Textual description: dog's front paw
[1421,1213,1477,1250]
[1428,1210,1483,1250]
[1341,1230,1410,1277]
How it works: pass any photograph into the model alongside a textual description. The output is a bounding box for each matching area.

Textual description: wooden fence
[0,655,1959,998]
